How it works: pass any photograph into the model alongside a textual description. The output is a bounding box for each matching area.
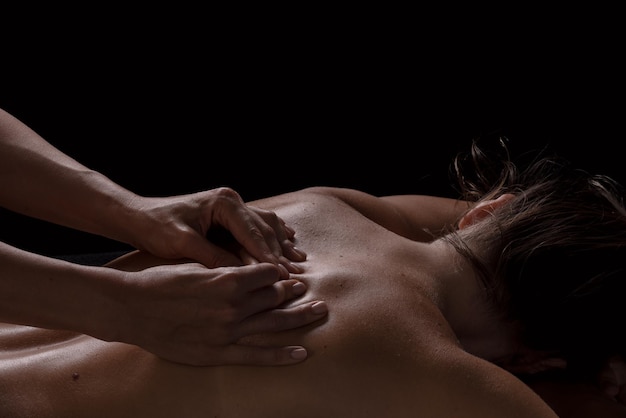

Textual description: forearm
[0,241,124,342]
[381,194,472,238]
[0,108,140,245]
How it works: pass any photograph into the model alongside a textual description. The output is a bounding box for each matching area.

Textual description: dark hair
[445,138,626,375]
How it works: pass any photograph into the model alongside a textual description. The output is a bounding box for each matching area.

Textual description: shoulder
[249,186,369,208]
[320,332,560,417]
[251,186,390,221]
[427,347,560,418]
[314,303,558,418]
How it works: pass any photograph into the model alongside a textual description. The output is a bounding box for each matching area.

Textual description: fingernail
[292,246,307,259]
[311,301,328,315]
[277,264,290,279]
[292,281,306,295]
[286,261,303,273]
[290,347,307,360]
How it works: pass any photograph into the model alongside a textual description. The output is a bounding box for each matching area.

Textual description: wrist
[1,250,127,343]
[71,265,131,343]
[107,194,155,252]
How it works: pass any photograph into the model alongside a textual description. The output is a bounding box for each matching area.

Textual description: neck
[423,239,520,362]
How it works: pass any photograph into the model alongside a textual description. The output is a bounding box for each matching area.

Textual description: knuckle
[222,268,249,289]
[251,224,269,240]
[272,282,289,304]
[220,307,241,325]
[214,187,242,203]
[268,311,290,330]
[262,209,280,223]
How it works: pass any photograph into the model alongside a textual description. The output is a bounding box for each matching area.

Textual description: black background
[1,12,623,256]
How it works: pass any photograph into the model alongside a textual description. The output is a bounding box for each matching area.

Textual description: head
[444,139,626,377]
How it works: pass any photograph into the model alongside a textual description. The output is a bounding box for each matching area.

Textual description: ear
[499,348,568,375]
[458,193,515,229]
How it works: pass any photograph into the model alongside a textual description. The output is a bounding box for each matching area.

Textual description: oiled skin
[0,187,559,418]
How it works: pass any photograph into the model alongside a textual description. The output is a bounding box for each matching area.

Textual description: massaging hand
[126,187,306,273]
[0,107,324,367]
[115,262,327,366]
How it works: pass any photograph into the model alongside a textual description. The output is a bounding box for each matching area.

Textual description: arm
[0,107,301,269]
[379,193,472,239]
[300,186,471,242]
[0,108,329,365]
[0,241,327,366]
[0,108,139,249]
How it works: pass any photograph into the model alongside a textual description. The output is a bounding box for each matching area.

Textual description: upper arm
[299,187,471,241]
[379,194,471,239]
[436,354,560,418]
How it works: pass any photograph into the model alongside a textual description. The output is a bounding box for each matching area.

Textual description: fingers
[216,345,311,366]
[154,342,312,367]
[236,300,328,339]
[253,209,307,263]
[229,263,288,292]
[130,261,327,367]
[238,247,304,276]
[210,189,283,261]
[180,277,328,367]
[213,189,305,263]
[251,208,306,262]
[239,277,305,315]
[231,267,318,321]
[184,187,306,271]
[231,212,305,268]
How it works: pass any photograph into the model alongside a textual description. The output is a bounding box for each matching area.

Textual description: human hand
[113,262,327,366]
[127,187,305,274]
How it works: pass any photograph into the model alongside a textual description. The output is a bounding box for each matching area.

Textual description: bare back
[0,188,557,417]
